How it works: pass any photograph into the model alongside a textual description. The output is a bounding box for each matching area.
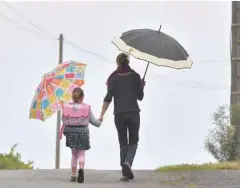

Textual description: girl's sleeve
[89,109,102,127]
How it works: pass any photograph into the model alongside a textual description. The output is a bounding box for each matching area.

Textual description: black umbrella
[112,25,193,80]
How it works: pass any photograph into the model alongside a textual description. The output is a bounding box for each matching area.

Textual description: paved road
[0,170,239,188]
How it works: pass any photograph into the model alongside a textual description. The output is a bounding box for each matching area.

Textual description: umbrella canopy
[112,27,193,70]
[29,60,87,121]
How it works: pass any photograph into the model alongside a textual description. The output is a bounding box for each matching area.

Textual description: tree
[0,144,33,169]
[204,105,240,162]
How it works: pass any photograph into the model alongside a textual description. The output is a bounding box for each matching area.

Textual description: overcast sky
[0,1,232,170]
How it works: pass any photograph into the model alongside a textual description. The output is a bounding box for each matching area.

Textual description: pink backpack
[62,102,90,126]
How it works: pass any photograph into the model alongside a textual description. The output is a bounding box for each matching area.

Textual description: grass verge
[156,161,240,172]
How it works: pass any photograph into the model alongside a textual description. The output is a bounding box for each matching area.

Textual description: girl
[61,87,102,183]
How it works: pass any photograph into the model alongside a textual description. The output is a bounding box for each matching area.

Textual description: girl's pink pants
[71,148,85,168]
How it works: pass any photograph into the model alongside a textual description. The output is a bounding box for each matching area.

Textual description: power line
[0,13,47,39]
[157,73,230,90]
[199,60,228,63]
[3,2,113,63]
[164,80,229,90]
[3,2,224,64]
[64,40,113,63]
[0,3,231,90]
[0,14,229,90]
[3,2,57,40]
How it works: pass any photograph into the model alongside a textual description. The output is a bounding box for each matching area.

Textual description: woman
[99,53,145,181]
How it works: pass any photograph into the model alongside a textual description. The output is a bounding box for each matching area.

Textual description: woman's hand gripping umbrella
[29,60,87,121]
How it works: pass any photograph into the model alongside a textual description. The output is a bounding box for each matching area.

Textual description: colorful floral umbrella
[29,60,87,121]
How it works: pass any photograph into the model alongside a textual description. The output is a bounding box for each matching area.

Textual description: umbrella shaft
[143,62,150,81]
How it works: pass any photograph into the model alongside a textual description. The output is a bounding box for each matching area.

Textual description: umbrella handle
[142,62,150,81]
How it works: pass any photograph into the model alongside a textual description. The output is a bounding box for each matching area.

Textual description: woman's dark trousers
[114,112,140,167]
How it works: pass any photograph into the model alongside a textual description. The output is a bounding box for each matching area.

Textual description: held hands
[99,102,110,123]
[98,115,104,122]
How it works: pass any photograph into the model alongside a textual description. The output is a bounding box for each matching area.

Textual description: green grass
[156,161,240,172]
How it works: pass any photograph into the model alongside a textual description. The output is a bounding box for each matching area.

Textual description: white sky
[0,1,232,170]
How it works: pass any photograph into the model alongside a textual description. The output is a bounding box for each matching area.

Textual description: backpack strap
[60,124,64,140]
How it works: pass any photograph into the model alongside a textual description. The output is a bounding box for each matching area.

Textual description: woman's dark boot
[122,162,134,180]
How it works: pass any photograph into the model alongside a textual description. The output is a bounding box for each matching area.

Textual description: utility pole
[230,1,240,159]
[231,1,240,107]
[55,33,63,169]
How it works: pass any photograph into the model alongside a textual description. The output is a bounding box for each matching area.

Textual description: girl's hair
[72,87,84,103]
[116,53,129,68]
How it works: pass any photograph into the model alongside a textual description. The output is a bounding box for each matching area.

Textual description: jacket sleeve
[89,109,101,127]
[104,75,115,103]
[137,74,144,101]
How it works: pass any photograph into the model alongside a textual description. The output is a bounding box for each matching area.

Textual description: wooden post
[55,33,63,169]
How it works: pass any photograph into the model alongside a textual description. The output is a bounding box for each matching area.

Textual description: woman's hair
[72,87,84,103]
[116,53,129,68]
